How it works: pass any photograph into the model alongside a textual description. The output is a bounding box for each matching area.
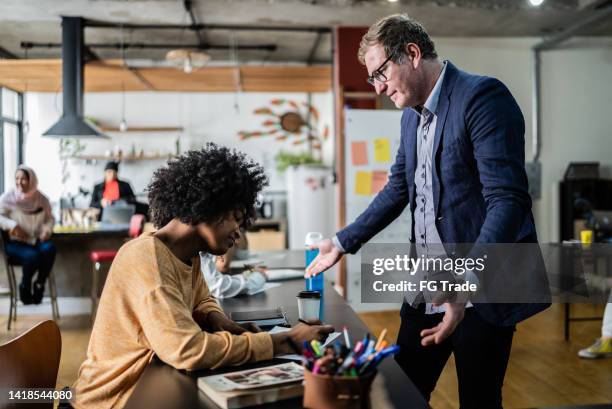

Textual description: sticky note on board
[355,171,372,196]
[374,138,391,163]
[372,170,388,194]
[351,141,368,166]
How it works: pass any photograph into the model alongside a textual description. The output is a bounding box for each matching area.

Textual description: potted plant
[274,150,322,173]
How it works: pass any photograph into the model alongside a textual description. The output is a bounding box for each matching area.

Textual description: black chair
[0,233,59,330]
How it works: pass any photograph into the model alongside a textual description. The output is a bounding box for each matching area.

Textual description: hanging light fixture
[22,48,30,135]
[230,33,241,114]
[166,49,210,74]
[166,2,210,74]
[119,83,128,132]
[43,17,108,138]
[119,26,128,132]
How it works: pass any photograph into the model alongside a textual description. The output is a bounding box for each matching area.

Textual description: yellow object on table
[580,229,593,244]
[53,225,95,233]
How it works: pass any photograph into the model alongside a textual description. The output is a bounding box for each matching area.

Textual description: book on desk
[197,362,304,409]
[229,307,289,329]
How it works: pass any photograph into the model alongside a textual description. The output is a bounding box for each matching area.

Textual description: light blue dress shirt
[336,61,473,314]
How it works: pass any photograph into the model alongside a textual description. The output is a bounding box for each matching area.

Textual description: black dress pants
[395,303,515,409]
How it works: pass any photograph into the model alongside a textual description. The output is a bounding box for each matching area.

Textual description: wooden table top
[124,279,428,409]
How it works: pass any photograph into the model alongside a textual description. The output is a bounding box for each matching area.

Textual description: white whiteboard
[343,109,412,311]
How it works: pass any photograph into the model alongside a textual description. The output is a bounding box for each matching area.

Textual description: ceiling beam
[183,0,206,47]
[0,46,18,59]
[84,46,101,62]
[0,59,332,93]
[307,32,324,65]
[21,41,277,52]
[84,19,331,33]
[578,0,612,10]
[125,65,156,91]
[534,3,612,50]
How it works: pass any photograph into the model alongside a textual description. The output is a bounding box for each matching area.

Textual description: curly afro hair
[147,143,268,228]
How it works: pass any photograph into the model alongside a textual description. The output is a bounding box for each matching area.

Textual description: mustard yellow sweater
[72,233,273,408]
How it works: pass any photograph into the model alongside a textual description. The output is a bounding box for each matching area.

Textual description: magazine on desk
[199,362,303,392]
[197,362,304,409]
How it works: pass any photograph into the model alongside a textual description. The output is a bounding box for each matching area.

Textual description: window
[0,87,23,193]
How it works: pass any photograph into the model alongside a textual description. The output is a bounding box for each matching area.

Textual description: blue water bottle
[305,232,324,293]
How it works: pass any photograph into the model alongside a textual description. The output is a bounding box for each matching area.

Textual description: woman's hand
[216,245,236,273]
[271,320,334,355]
[9,225,29,242]
[247,266,268,280]
[257,267,268,280]
[206,311,262,335]
[39,229,52,242]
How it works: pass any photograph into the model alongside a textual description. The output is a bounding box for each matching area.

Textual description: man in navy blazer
[307,14,549,408]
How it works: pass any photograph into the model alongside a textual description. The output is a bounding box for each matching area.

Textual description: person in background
[0,165,55,305]
[217,227,251,262]
[72,144,333,408]
[578,297,612,359]
[89,161,136,210]
[201,232,268,298]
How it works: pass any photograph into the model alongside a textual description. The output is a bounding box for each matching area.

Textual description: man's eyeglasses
[366,55,393,86]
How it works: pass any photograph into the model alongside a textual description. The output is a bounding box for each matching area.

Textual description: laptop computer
[101,204,135,225]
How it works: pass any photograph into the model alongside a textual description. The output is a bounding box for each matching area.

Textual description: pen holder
[303,368,377,409]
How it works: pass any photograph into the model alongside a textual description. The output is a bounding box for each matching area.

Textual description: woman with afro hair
[72,144,333,409]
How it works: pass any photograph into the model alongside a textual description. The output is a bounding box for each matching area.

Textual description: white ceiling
[0,0,610,63]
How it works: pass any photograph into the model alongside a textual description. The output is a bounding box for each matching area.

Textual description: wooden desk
[124,280,428,409]
[555,243,611,340]
[52,228,129,238]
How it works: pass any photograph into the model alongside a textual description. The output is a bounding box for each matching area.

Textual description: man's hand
[271,320,335,355]
[420,303,466,346]
[305,238,343,278]
[9,225,29,242]
[206,311,262,335]
[101,198,110,208]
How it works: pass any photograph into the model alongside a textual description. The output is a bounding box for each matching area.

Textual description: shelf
[343,91,378,99]
[98,126,183,133]
[66,154,177,161]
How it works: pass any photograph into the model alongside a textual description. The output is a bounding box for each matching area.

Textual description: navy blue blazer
[337,62,549,326]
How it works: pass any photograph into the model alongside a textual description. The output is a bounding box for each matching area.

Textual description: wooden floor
[1,303,611,409]
[0,314,91,390]
[359,304,612,409]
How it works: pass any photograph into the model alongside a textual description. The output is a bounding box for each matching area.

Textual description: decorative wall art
[238,99,329,152]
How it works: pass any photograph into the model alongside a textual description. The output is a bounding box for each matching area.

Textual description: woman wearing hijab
[0,165,56,305]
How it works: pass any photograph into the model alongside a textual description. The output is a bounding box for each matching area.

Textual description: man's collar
[413,61,447,116]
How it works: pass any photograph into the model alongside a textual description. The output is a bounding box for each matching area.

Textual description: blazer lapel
[431,61,460,217]
[432,89,450,217]
[405,113,418,208]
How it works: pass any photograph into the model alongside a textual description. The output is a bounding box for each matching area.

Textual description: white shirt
[200,252,266,299]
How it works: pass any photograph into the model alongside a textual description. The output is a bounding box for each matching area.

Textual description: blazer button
[437,216,444,221]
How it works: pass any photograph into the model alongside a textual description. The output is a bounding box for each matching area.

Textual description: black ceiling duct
[43,16,107,138]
